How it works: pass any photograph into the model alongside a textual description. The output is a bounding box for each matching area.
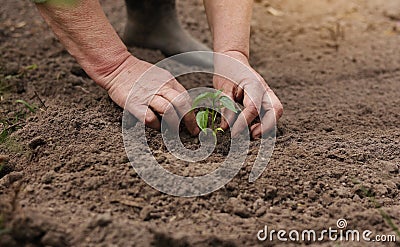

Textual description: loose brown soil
[1,0,399,246]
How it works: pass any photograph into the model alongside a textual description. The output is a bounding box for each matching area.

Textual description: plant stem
[211,110,215,130]
[211,98,216,131]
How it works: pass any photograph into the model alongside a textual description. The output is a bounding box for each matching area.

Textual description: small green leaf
[25,64,38,70]
[15,100,37,113]
[196,110,209,133]
[220,96,238,113]
[0,129,8,143]
[214,90,223,98]
[211,109,216,122]
[192,92,214,109]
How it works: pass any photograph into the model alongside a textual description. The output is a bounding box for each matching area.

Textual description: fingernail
[220,122,227,130]
[252,133,261,140]
[191,127,200,136]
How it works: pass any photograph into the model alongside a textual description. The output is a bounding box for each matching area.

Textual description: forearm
[203,0,253,59]
[34,0,137,90]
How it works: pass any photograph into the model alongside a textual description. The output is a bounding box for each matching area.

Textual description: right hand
[102,56,199,135]
[213,51,283,139]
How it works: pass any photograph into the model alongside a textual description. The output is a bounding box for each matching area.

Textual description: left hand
[213,51,283,139]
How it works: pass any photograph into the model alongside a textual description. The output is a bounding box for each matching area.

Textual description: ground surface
[0,0,400,246]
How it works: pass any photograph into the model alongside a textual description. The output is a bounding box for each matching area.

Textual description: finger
[149,95,180,133]
[171,79,187,93]
[251,92,283,139]
[159,87,200,136]
[235,86,244,103]
[231,101,259,137]
[124,99,161,130]
[144,109,161,130]
[251,111,276,139]
[268,90,284,120]
[250,123,260,133]
[231,81,264,137]
[169,79,199,134]
[171,80,201,134]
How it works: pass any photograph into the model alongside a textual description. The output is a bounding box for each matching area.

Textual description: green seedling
[1,112,22,143]
[3,63,37,79]
[0,100,38,143]
[24,64,38,71]
[192,90,238,138]
[15,99,37,113]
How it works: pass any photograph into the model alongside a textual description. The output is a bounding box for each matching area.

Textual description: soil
[1,0,400,246]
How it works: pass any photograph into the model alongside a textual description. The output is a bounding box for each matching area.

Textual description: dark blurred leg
[123,0,213,67]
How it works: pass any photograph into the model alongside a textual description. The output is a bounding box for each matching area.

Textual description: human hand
[213,51,283,139]
[102,56,200,135]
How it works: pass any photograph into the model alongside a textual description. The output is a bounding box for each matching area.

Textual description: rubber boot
[123,0,213,68]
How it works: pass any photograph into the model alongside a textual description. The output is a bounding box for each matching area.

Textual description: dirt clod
[7,171,23,184]
[89,213,112,228]
[0,160,14,179]
[41,171,55,184]
[28,136,46,150]
[41,231,68,247]
[3,62,19,75]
